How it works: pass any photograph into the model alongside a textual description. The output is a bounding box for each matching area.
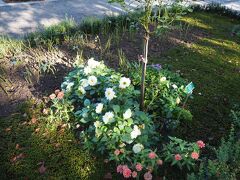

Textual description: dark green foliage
[192,3,240,19]
[188,108,240,180]
[120,62,192,132]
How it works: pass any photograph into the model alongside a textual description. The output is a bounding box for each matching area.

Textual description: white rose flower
[66,82,74,92]
[176,97,181,104]
[131,125,141,139]
[119,77,131,89]
[81,79,89,88]
[126,140,133,144]
[88,76,97,86]
[87,58,100,68]
[160,77,166,82]
[172,84,178,89]
[105,88,116,101]
[94,121,101,128]
[102,111,114,124]
[132,143,144,154]
[84,66,92,75]
[123,109,132,119]
[95,103,103,114]
[78,86,86,94]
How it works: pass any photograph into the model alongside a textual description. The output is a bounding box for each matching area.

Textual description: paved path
[0,0,125,37]
[0,0,239,37]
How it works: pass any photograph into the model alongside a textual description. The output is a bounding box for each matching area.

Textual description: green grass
[0,102,113,180]
[152,12,240,143]
[0,11,240,179]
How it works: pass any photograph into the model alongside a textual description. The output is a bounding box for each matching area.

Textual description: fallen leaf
[5,127,11,132]
[35,128,40,133]
[61,124,67,128]
[104,172,112,179]
[104,159,109,163]
[31,117,37,124]
[42,109,49,115]
[10,153,26,163]
[21,121,28,125]
[54,143,61,148]
[39,162,47,174]
[15,144,21,150]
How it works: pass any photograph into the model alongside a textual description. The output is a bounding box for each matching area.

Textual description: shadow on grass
[150,13,240,145]
[0,104,118,179]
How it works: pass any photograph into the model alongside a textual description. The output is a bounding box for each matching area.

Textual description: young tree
[109,0,190,110]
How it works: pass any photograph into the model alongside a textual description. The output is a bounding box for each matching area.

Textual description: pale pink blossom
[135,163,142,171]
[144,172,152,180]
[197,140,205,149]
[175,154,182,161]
[49,93,56,100]
[191,152,199,160]
[117,165,123,174]
[123,167,132,178]
[148,152,157,159]
[114,149,120,156]
[132,171,137,178]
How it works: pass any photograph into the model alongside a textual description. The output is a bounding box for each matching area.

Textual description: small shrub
[163,137,204,170]
[48,58,202,179]
[188,107,240,180]
[121,62,192,132]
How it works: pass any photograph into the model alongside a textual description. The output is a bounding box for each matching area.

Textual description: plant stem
[140,33,150,111]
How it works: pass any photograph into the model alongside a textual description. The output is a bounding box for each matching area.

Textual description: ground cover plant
[0,4,240,179]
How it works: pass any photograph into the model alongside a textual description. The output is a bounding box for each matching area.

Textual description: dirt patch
[0,49,73,117]
[0,25,208,117]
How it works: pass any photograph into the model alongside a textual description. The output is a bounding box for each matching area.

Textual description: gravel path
[0,0,239,37]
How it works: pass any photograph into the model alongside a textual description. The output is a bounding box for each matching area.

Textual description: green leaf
[84,99,91,106]
[125,127,132,133]
[112,105,120,113]
[80,118,89,123]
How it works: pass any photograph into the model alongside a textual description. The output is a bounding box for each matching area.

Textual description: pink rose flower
[123,167,132,178]
[55,89,60,95]
[144,172,153,180]
[148,152,157,159]
[197,140,205,149]
[175,154,182,161]
[114,149,120,156]
[132,171,137,178]
[157,159,163,165]
[49,93,56,100]
[135,163,142,171]
[117,165,123,174]
[57,91,64,99]
[191,152,199,160]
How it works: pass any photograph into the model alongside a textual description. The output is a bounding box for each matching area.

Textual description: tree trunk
[140,33,150,111]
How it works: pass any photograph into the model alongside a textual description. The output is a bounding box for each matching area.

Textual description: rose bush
[48,58,203,179]
[122,63,193,131]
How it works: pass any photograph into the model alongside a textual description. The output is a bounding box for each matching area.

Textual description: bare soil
[0,26,207,117]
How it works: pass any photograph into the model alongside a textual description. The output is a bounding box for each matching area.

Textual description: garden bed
[0,9,240,179]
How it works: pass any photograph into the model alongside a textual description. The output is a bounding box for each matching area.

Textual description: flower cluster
[163,137,205,170]
[50,58,201,179]
[58,58,165,178]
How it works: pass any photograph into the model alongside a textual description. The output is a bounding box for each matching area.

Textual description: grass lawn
[0,11,239,179]
[154,12,240,143]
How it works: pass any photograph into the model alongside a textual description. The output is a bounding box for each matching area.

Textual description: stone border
[0,0,57,7]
